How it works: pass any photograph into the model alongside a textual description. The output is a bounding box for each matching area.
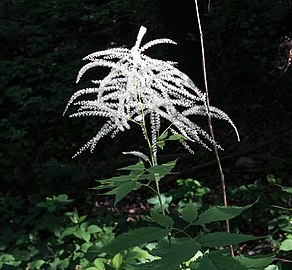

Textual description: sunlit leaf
[279,239,292,251]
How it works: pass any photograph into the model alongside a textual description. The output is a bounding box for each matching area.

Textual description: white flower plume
[64,26,239,157]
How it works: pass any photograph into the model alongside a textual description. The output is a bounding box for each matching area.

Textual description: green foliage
[181,201,198,223]
[93,160,177,205]
[139,238,200,270]
[1,1,291,269]
[193,201,257,225]
[0,194,116,269]
[101,227,171,255]
[198,232,260,248]
[91,159,276,270]
[229,173,291,255]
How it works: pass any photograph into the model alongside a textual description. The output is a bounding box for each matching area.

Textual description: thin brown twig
[194,0,235,257]
[274,257,292,264]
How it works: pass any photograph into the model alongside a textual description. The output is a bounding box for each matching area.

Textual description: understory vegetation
[0,0,291,269]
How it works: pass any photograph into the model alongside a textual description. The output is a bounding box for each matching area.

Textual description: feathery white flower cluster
[64,26,239,157]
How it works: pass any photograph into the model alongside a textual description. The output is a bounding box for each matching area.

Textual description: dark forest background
[0,0,291,269]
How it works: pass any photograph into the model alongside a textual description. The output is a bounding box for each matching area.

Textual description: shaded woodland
[0,0,291,269]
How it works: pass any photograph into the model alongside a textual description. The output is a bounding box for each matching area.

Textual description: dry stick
[194,0,235,257]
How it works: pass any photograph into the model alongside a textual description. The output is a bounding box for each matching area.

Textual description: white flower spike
[65,26,239,157]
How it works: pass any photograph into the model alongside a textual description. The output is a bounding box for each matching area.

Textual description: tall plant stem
[136,86,165,215]
[194,0,234,257]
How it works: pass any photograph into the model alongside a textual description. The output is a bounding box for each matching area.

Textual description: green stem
[135,82,164,215]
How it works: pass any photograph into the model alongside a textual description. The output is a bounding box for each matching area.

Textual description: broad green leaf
[150,211,174,227]
[146,160,177,181]
[105,181,142,205]
[199,253,248,270]
[235,253,275,269]
[87,225,102,234]
[277,185,292,194]
[194,200,257,225]
[78,215,87,223]
[279,239,292,251]
[60,227,76,239]
[147,194,173,212]
[93,175,138,189]
[131,247,157,261]
[265,265,280,270]
[30,259,45,268]
[168,134,187,141]
[81,242,92,252]
[112,253,123,269]
[198,232,259,247]
[117,161,145,172]
[93,258,105,270]
[54,194,74,203]
[181,201,198,223]
[73,229,83,240]
[81,231,91,242]
[101,227,170,255]
[137,238,200,270]
[266,174,278,184]
[198,255,218,270]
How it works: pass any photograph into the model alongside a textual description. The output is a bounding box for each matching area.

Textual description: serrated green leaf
[181,201,198,223]
[279,239,292,251]
[101,227,170,255]
[198,255,217,270]
[137,238,200,270]
[150,211,174,227]
[117,161,145,172]
[146,160,177,181]
[235,253,275,269]
[112,253,123,269]
[209,252,249,270]
[105,181,142,205]
[199,232,259,247]
[93,175,137,188]
[194,200,257,225]
[199,253,248,270]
